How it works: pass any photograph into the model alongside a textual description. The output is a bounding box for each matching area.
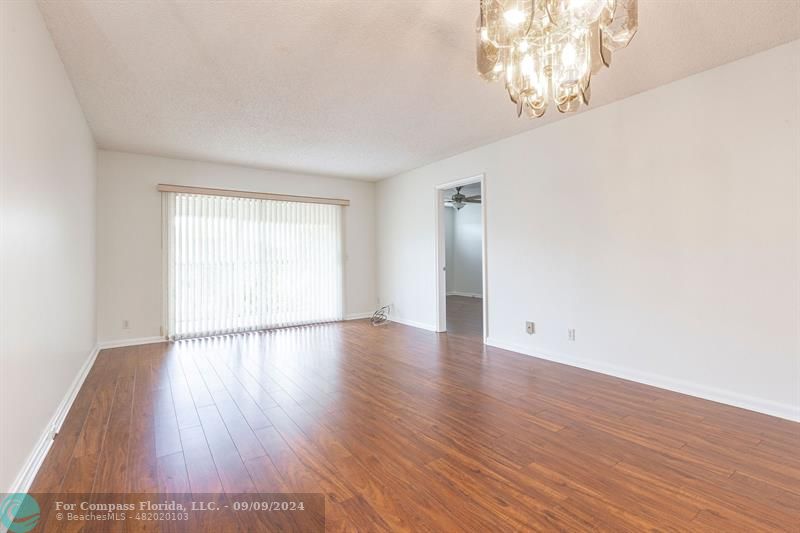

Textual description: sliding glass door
[163,192,343,339]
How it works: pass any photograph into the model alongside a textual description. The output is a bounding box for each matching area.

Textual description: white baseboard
[446,291,482,298]
[485,337,799,422]
[7,343,100,494]
[389,316,439,332]
[97,336,167,350]
[345,312,373,321]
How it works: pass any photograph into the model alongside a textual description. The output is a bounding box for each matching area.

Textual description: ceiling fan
[444,186,481,210]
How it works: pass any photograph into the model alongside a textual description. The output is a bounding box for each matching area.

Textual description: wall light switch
[526,321,535,335]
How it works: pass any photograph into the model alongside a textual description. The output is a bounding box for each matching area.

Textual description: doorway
[435,175,487,342]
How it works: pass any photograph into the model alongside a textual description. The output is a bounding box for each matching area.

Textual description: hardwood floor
[30,320,799,531]
[445,295,483,341]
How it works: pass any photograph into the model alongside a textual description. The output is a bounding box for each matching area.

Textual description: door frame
[434,173,488,342]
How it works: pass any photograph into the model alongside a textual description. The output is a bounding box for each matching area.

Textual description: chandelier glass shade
[476,0,637,118]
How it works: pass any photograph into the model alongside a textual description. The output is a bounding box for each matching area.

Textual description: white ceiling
[38,1,799,180]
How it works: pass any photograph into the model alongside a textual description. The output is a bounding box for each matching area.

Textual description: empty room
[1,0,798,531]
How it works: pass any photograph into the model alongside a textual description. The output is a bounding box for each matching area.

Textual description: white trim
[389,316,438,332]
[485,337,800,422]
[7,344,100,494]
[345,312,373,320]
[97,336,168,350]
[434,173,488,342]
[434,188,447,332]
[446,291,483,298]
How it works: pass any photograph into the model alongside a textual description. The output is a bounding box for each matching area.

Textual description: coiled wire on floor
[370,305,390,326]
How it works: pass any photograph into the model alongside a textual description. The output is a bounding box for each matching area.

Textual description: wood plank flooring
[445,295,483,341]
[30,320,800,531]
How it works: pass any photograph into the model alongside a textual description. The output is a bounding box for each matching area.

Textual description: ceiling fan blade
[465,195,481,200]
[464,198,481,203]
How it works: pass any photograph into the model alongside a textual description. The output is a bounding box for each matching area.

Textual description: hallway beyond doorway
[445,295,482,341]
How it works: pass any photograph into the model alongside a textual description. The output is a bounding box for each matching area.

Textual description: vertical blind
[164,192,343,340]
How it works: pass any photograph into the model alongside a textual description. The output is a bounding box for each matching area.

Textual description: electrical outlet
[122,319,130,329]
[526,321,535,335]
[568,328,576,341]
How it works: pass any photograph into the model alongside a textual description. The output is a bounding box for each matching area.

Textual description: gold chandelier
[477,0,637,117]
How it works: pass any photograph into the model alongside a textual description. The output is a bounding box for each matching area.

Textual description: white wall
[377,41,800,420]
[0,0,97,491]
[448,203,483,297]
[96,150,377,343]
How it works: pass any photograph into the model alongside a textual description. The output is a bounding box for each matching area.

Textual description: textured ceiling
[37,1,800,180]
